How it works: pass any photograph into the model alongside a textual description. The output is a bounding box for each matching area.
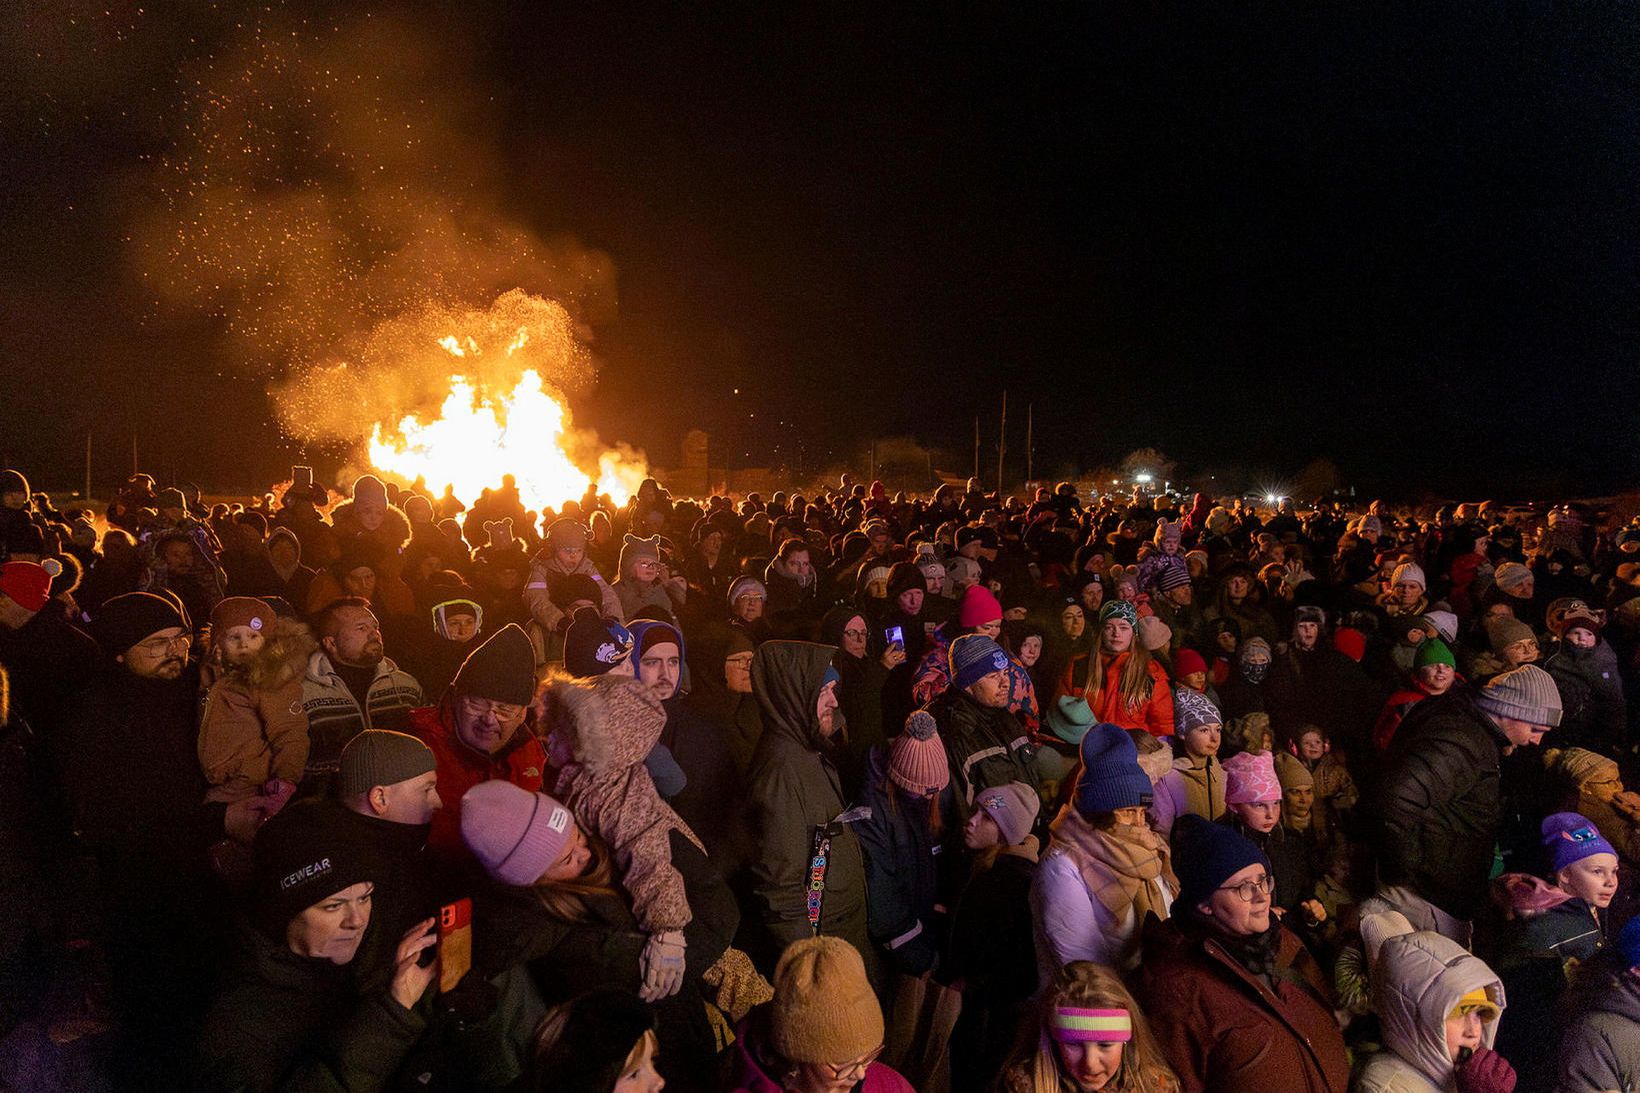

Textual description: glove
[640,931,687,1002]
[1454,1047,1516,1093]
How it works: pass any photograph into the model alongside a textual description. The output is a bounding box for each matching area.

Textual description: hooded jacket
[1557,961,1640,1093]
[1355,931,1505,1093]
[744,641,871,962]
[539,672,704,934]
[198,615,317,799]
[522,549,623,634]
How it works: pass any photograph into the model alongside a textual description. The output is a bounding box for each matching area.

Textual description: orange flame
[367,336,644,513]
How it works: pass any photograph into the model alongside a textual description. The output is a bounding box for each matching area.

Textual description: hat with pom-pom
[889,711,950,796]
[0,560,53,613]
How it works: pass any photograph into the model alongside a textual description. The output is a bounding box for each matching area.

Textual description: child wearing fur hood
[197,596,314,810]
[539,668,770,1012]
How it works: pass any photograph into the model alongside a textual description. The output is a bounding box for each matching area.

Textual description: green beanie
[1414,636,1456,670]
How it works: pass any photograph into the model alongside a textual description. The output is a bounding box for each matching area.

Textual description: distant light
[1135,473,1153,484]
[1266,494,1279,504]
[1111,478,1119,485]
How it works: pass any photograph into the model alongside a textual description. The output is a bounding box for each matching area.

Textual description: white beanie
[1390,562,1426,589]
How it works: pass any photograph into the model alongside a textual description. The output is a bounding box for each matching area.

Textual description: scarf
[1050,809,1178,925]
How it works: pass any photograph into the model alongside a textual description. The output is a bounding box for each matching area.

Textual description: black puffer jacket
[1376,689,1508,920]
[924,683,1040,815]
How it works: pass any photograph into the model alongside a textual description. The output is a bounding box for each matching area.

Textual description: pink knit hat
[1222,750,1281,805]
[957,585,1003,628]
[889,711,951,796]
[460,780,575,886]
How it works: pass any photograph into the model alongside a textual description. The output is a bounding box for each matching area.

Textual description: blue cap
[1073,723,1154,817]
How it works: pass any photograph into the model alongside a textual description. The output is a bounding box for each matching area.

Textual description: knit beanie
[1074,723,1154,817]
[631,619,684,659]
[1390,562,1426,589]
[1542,811,1618,874]
[1549,746,1619,788]
[459,781,574,887]
[1173,687,1222,734]
[546,518,589,549]
[1425,609,1459,643]
[1174,647,1207,678]
[1332,627,1367,662]
[253,799,376,938]
[547,571,603,611]
[1239,637,1272,664]
[1492,562,1533,594]
[1137,615,1172,652]
[210,596,274,637]
[619,533,660,574]
[947,556,982,590]
[1223,750,1281,805]
[534,989,657,1093]
[957,585,1003,628]
[976,781,1040,846]
[336,730,436,799]
[728,575,767,605]
[450,623,537,706]
[888,711,950,796]
[1473,664,1562,728]
[563,606,634,678]
[156,487,187,511]
[1098,599,1138,631]
[1156,565,1192,593]
[1414,637,1456,670]
[1171,813,1270,913]
[1046,695,1097,744]
[1485,615,1536,655]
[1272,751,1313,791]
[950,634,1010,692]
[887,561,927,598]
[0,560,51,612]
[91,591,188,656]
[1559,605,1603,637]
[352,475,387,506]
[771,938,884,1064]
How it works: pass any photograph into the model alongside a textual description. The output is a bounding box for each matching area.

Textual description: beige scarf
[1050,809,1179,923]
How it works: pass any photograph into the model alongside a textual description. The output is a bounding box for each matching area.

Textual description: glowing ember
[368,341,642,513]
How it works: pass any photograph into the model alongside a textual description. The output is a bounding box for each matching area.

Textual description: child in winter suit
[197,597,313,810]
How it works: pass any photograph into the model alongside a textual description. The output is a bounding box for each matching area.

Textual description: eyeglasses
[842,628,869,639]
[133,633,190,655]
[1217,873,1274,903]
[821,1044,883,1081]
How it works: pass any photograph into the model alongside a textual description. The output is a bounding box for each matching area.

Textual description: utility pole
[997,390,1007,496]
[132,433,139,476]
[1026,402,1034,485]
[85,430,92,499]
[869,440,877,484]
[972,416,980,482]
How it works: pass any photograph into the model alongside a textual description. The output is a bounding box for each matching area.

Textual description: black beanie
[1171,813,1270,914]
[548,571,603,611]
[563,605,634,678]
[91,591,188,657]
[252,799,377,939]
[534,989,656,1093]
[887,561,927,598]
[450,623,537,706]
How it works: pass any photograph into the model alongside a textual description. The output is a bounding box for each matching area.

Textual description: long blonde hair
[1082,643,1158,715]
[1001,962,1178,1093]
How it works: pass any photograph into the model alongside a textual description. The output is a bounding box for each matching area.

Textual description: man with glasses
[60,592,273,1081]
[1135,814,1349,1092]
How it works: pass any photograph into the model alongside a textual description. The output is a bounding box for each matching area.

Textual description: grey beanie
[337,730,437,798]
[1474,664,1563,728]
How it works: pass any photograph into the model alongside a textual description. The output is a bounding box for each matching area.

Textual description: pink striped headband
[1050,1007,1133,1043]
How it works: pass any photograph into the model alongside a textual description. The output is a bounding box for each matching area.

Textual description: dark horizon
[5,4,1640,502]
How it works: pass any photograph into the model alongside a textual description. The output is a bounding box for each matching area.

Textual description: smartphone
[885,625,904,649]
[437,897,473,993]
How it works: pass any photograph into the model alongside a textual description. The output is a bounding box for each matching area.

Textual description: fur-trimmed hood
[537,670,666,774]
[214,615,318,693]
[329,498,412,553]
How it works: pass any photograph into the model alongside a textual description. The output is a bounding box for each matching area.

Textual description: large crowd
[3,464,1640,1092]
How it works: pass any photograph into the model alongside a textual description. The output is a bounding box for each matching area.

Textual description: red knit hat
[957,585,1003,628]
[0,561,51,612]
[1174,647,1207,677]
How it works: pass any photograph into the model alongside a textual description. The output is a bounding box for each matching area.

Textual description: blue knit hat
[1542,811,1618,875]
[950,634,1010,692]
[1074,723,1154,817]
[1171,813,1270,913]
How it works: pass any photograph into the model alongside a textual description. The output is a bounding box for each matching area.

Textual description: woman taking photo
[997,961,1179,1093]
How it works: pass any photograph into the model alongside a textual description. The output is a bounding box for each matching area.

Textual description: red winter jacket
[410,701,547,857]
[1059,651,1176,737]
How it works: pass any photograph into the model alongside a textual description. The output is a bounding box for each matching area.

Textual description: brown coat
[1133,917,1349,1093]
[198,617,316,801]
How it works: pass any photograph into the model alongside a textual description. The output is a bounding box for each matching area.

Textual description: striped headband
[1050,1007,1133,1043]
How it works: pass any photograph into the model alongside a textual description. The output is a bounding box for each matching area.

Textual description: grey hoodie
[1355,931,1505,1093]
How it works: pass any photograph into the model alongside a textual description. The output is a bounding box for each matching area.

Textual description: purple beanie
[460,781,575,886]
[950,634,1010,692]
[1542,811,1618,875]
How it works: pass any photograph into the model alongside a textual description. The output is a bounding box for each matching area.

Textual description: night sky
[5,3,1640,500]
